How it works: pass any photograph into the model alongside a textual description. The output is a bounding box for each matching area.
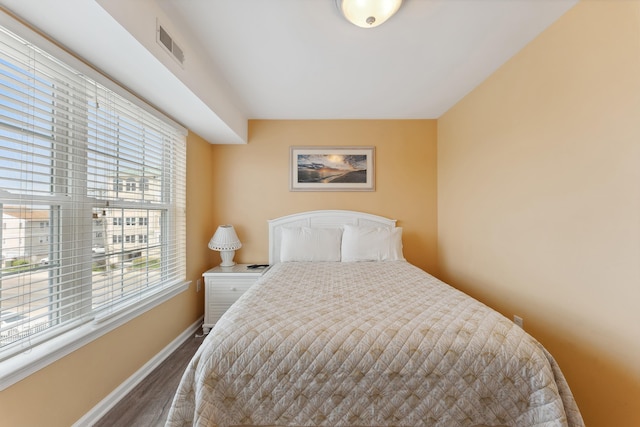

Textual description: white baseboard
[73,316,203,427]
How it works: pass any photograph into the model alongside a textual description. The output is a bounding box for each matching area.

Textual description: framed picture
[290,146,375,191]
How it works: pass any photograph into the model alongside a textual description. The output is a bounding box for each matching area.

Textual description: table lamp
[208,225,242,267]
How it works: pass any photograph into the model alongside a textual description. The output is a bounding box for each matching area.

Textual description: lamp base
[219,250,236,267]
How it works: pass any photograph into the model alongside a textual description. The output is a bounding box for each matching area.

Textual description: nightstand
[202,263,269,334]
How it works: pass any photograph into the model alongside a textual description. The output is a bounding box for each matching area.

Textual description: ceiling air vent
[157,21,185,66]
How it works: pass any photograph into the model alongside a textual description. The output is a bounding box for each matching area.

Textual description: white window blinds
[0,24,187,360]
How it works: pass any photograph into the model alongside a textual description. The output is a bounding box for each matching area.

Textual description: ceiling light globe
[338,0,403,28]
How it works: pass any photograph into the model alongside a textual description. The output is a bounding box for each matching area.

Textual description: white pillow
[341,225,405,262]
[280,227,342,262]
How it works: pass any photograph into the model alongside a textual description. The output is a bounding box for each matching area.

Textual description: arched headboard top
[268,210,397,264]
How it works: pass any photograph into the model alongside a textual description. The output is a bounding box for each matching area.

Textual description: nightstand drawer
[205,275,258,288]
[205,282,252,303]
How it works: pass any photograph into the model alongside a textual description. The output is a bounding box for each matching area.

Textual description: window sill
[0,281,190,391]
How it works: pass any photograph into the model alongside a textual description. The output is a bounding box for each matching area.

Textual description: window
[0,20,187,372]
[126,178,136,192]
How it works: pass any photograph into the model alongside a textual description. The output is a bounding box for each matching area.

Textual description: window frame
[0,13,188,391]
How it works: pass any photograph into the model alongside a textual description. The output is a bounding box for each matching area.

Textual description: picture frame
[290,146,375,191]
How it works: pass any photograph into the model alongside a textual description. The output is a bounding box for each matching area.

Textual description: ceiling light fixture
[336,0,403,28]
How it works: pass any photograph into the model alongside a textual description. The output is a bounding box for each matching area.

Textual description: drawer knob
[230,287,237,291]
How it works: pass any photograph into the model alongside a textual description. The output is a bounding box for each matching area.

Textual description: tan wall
[437,2,640,426]
[210,119,438,273]
[0,132,213,426]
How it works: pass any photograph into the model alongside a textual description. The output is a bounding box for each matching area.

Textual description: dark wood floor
[94,334,204,427]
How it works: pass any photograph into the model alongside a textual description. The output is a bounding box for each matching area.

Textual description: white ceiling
[0,0,578,144]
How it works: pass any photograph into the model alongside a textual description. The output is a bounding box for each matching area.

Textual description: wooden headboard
[267,210,397,264]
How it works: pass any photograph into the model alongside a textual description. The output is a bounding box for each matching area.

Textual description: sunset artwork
[290,147,375,191]
[296,154,367,184]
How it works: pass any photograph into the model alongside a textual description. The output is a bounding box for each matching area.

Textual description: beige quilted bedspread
[167,262,583,427]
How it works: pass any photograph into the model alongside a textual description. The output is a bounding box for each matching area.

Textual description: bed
[167,210,583,427]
